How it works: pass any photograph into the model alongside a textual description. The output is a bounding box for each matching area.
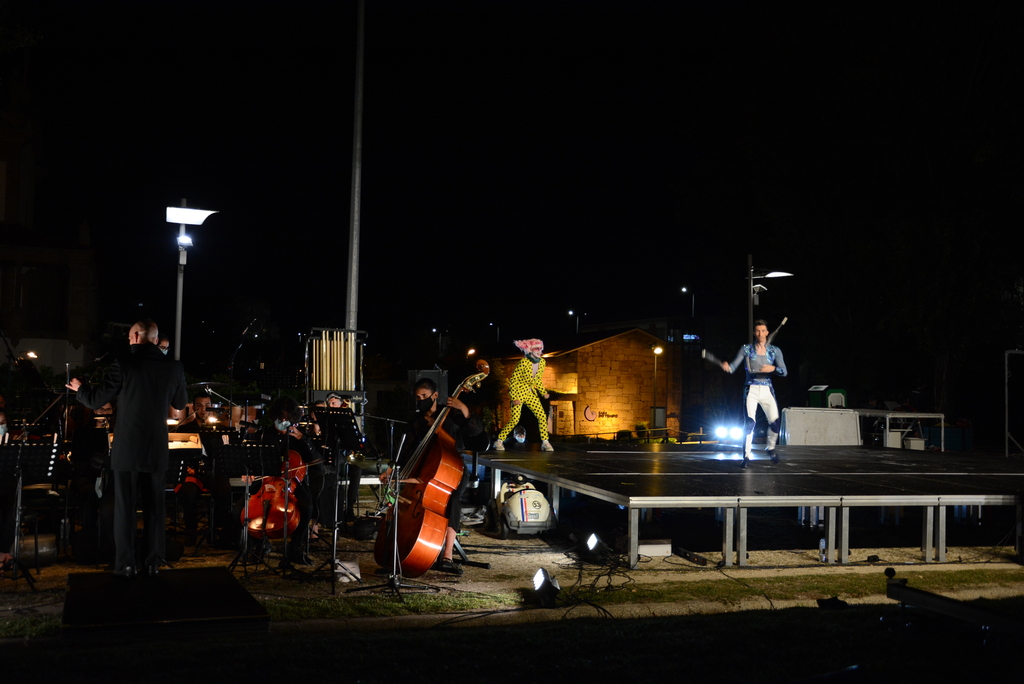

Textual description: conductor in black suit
[67,319,188,579]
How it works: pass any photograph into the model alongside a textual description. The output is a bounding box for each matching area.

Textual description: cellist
[256,397,322,566]
[380,378,481,576]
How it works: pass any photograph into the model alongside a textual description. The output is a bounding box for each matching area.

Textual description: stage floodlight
[729,427,744,440]
[715,426,728,438]
[176,234,193,247]
[532,568,561,608]
[166,206,218,225]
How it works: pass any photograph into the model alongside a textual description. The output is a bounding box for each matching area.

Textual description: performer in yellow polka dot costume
[493,338,553,452]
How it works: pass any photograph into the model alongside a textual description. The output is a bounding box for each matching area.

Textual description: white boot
[493,439,505,451]
[541,440,554,452]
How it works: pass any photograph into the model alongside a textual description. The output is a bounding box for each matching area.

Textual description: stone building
[499,328,680,440]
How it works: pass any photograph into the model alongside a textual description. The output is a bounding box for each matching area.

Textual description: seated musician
[322,392,363,524]
[0,477,15,569]
[382,377,480,576]
[174,392,233,546]
[69,402,115,563]
[255,396,322,566]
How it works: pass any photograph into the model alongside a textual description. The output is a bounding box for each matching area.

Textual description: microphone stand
[346,431,440,598]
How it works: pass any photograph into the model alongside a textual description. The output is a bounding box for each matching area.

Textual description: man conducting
[722,319,787,466]
[68,319,188,579]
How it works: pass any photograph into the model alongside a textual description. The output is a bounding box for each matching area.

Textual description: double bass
[374,371,488,577]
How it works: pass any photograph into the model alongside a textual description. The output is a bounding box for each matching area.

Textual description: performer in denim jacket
[722,319,787,465]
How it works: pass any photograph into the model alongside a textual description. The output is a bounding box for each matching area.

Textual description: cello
[374,370,488,577]
[241,449,306,539]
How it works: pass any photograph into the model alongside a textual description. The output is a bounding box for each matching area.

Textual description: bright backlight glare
[730,427,744,439]
[715,427,728,438]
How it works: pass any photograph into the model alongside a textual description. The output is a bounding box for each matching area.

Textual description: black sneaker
[767,449,779,464]
[432,558,463,576]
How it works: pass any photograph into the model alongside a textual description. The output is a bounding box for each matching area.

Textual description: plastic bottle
[818,538,827,563]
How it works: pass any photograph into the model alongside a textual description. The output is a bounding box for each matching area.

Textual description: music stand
[224,444,280,577]
[310,407,366,594]
[0,437,54,591]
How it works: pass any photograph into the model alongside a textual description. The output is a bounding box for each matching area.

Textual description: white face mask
[159,347,169,355]
[274,419,292,432]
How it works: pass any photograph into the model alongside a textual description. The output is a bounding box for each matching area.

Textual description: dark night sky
[11,1,1024,427]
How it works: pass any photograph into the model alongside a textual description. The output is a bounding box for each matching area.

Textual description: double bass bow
[374,370,488,577]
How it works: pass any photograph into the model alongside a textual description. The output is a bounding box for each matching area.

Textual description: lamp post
[651,345,663,429]
[680,287,695,317]
[747,254,793,344]
[167,202,218,361]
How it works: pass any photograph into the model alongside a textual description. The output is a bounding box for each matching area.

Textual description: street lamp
[747,254,793,344]
[167,202,218,360]
[680,287,695,317]
[651,345,664,429]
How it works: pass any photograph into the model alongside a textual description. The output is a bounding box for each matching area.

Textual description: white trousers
[745,384,780,455]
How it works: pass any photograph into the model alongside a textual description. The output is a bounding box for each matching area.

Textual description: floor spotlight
[532,568,561,608]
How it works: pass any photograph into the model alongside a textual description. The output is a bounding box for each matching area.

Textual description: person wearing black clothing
[67,319,188,579]
[259,396,320,565]
[385,377,480,575]
[175,392,232,546]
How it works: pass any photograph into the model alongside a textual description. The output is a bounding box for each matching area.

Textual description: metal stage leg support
[934,505,946,563]
[824,507,837,564]
[921,506,934,562]
[628,507,640,569]
[490,467,502,502]
[722,507,734,567]
[736,507,748,567]
[838,507,850,565]
[549,484,560,521]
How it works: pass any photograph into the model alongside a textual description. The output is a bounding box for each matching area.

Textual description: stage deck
[479,443,1024,567]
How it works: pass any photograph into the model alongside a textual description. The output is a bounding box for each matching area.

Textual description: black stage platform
[480,443,1024,567]
[62,567,270,639]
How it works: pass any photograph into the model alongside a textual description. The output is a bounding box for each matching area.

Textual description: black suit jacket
[76,344,188,472]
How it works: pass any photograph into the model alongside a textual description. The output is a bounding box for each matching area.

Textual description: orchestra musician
[322,392,362,524]
[257,396,320,565]
[382,377,481,576]
[67,319,188,580]
[174,392,232,546]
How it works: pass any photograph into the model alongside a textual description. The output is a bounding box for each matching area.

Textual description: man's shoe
[113,566,137,582]
[741,455,750,468]
[540,440,554,452]
[767,449,779,464]
[493,439,505,451]
[145,564,160,578]
[432,558,463,576]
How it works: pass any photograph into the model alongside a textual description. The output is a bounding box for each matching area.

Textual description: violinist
[382,378,480,576]
[258,396,320,566]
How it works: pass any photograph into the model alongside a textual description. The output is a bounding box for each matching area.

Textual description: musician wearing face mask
[315,393,364,528]
[380,378,481,576]
[257,396,321,566]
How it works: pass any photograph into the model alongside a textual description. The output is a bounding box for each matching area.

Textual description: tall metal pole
[747,253,754,345]
[174,197,187,361]
[345,0,365,331]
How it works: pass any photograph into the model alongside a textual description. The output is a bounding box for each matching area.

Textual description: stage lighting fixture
[729,427,743,440]
[715,426,728,438]
[176,234,193,247]
[532,568,561,608]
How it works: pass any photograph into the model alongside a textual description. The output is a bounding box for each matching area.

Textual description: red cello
[374,371,488,577]
[242,450,306,539]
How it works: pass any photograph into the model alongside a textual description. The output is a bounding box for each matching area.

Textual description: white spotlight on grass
[532,568,561,608]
